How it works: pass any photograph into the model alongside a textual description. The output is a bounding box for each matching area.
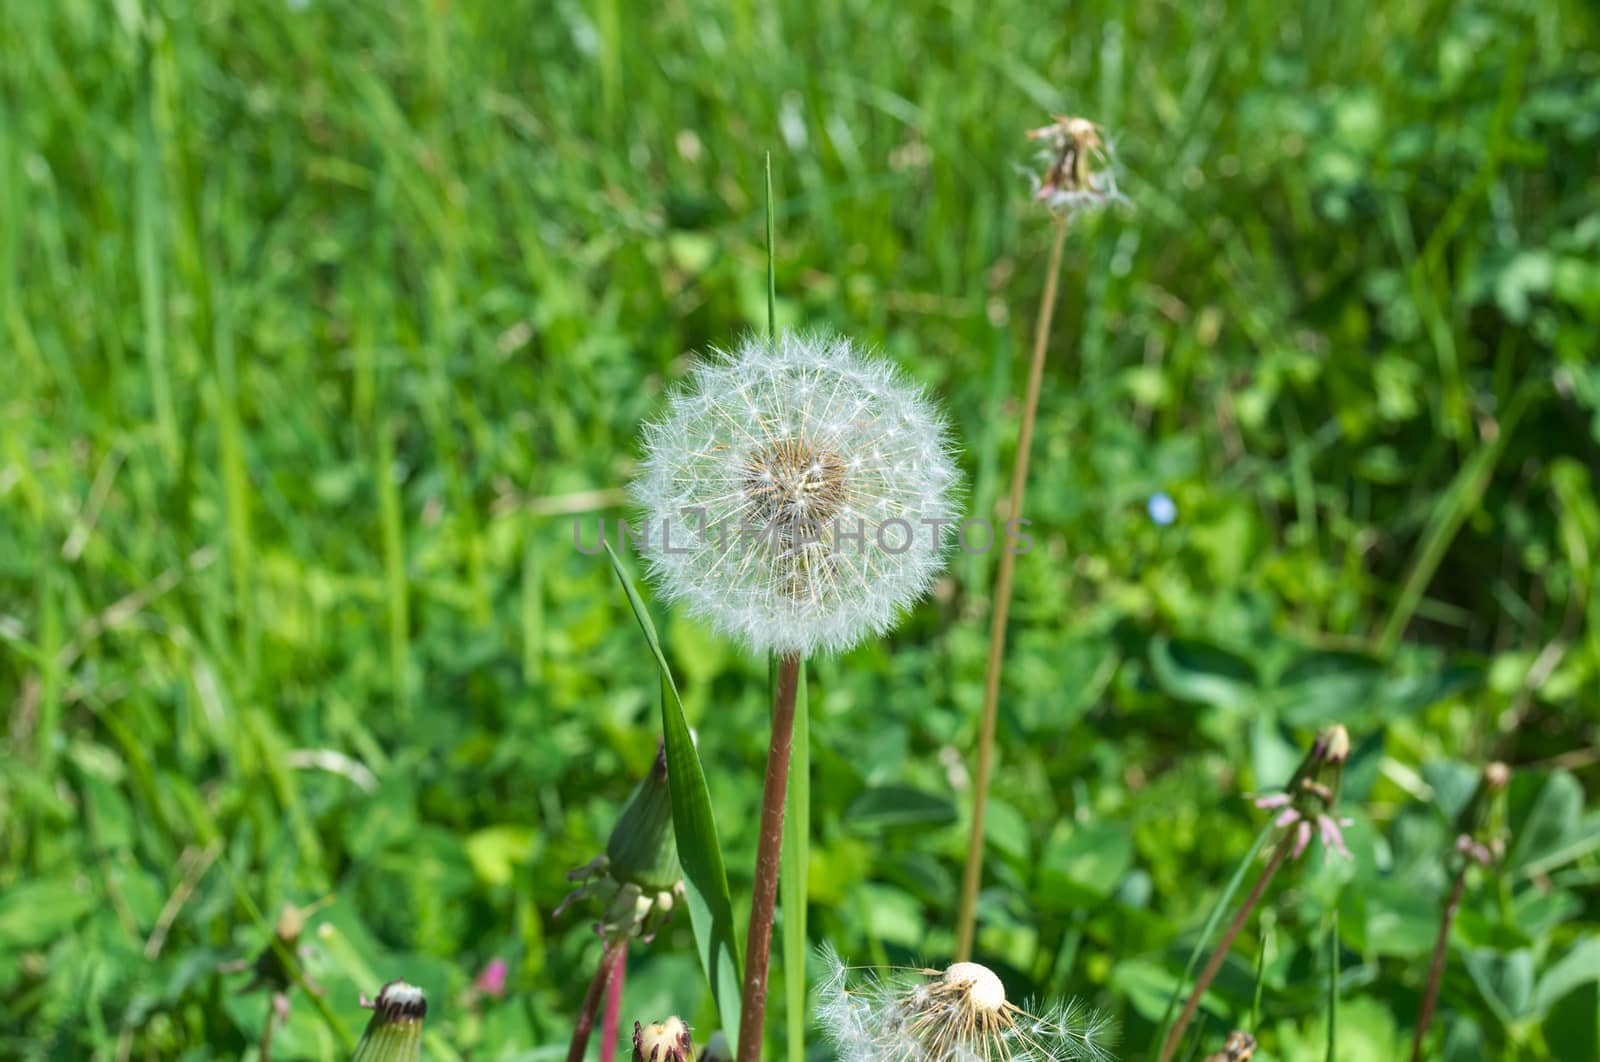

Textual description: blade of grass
[1249,931,1267,1032]
[1377,383,1534,654]
[1326,908,1339,1061]
[781,662,809,1062]
[1154,819,1276,1055]
[766,150,776,342]
[376,417,410,722]
[604,541,743,1040]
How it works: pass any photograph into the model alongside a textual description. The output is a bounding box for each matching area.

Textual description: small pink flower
[475,958,508,1000]
[1317,814,1352,858]
[1252,796,1353,861]
[1292,818,1314,859]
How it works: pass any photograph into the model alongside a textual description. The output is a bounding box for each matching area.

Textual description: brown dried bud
[1483,762,1510,790]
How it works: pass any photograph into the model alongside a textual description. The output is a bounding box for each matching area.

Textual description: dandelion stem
[260,1001,277,1062]
[601,937,629,1062]
[956,213,1071,962]
[1161,831,1295,1062]
[1411,865,1467,1062]
[569,938,626,1062]
[738,652,802,1062]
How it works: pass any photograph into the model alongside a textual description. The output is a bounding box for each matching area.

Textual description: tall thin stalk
[569,939,626,1062]
[1160,832,1295,1062]
[955,213,1071,961]
[1411,866,1467,1061]
[737,652,802,1062]
[601,938,629,1062]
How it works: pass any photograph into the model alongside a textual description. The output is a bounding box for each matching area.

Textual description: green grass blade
[604,542,743,1040]
[765,151,776,344]
[1327,908,1339,1061]
[781,660,809,1062]
[1154,819,1276,1055]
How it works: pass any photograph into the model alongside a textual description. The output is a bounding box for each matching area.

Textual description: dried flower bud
[633,1016,693,1062]
[1313,724,1351,767]
[353,981,426,1062]
[1252,726,1355,861]
[1452,761,1512,868]
[1203,1029,1258,1061]
[1025,114,1124,215]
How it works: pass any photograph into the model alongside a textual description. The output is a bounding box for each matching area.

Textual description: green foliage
[2,0,1597,1058]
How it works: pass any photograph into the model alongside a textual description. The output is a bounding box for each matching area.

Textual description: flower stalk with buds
[956,112,1123,963]
[1410,762,1511,1062]
[1160,726,1353,1062]
[561,744,687,1062]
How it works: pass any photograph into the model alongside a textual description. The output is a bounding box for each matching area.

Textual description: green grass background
[3,0,1599,1058]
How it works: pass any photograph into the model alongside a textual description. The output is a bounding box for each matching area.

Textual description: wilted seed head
[1202,1030,1258,1062]
[1025,115,1124,215]
[633,331,961,656]
[633,1017,693,1062]
[818,947,1115,1061]
[352,981,426,1062]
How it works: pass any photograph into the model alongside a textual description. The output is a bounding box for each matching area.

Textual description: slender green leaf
[765,151,776,344]
[604,542,743,1039]
[1327,908,1339,1061]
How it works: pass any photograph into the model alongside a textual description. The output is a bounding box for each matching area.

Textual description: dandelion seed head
[632,331,961,656]
[818,949,1116,1062]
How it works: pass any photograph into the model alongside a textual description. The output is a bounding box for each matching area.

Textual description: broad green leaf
[1038,821,1133,904]
[845,785,957,829]
[1533,935,1600,1017]
[1508,770,1584,875]
[1149,635,1257,711]
[1463,947,1535,1025]
[605,542,743,1040]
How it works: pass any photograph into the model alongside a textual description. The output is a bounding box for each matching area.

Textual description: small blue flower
[1147,492,1177,526]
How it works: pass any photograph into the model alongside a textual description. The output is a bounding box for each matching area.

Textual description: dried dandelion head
[632,331,961,656]
[633,1016,693,1062]
[1025,115,1124,215]
[818,947,1116,1061]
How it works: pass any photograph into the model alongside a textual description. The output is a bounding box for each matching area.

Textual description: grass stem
[737,652,802,1062]
[569,939,625,1062]
[1411,866,1467,1061]
[1161,831,1295,1062]
[601,938,628,1062]
[955,213,1071,962]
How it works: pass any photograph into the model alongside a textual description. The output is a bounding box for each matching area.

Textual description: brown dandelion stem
[737,652,803,1062]
[956,212,1072,962]
[1411,865,1467,1062]
[260,1001,277,1062]
[1161,832,1296,1062]
[600,937,628,1062]
[569,938,626,1062]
